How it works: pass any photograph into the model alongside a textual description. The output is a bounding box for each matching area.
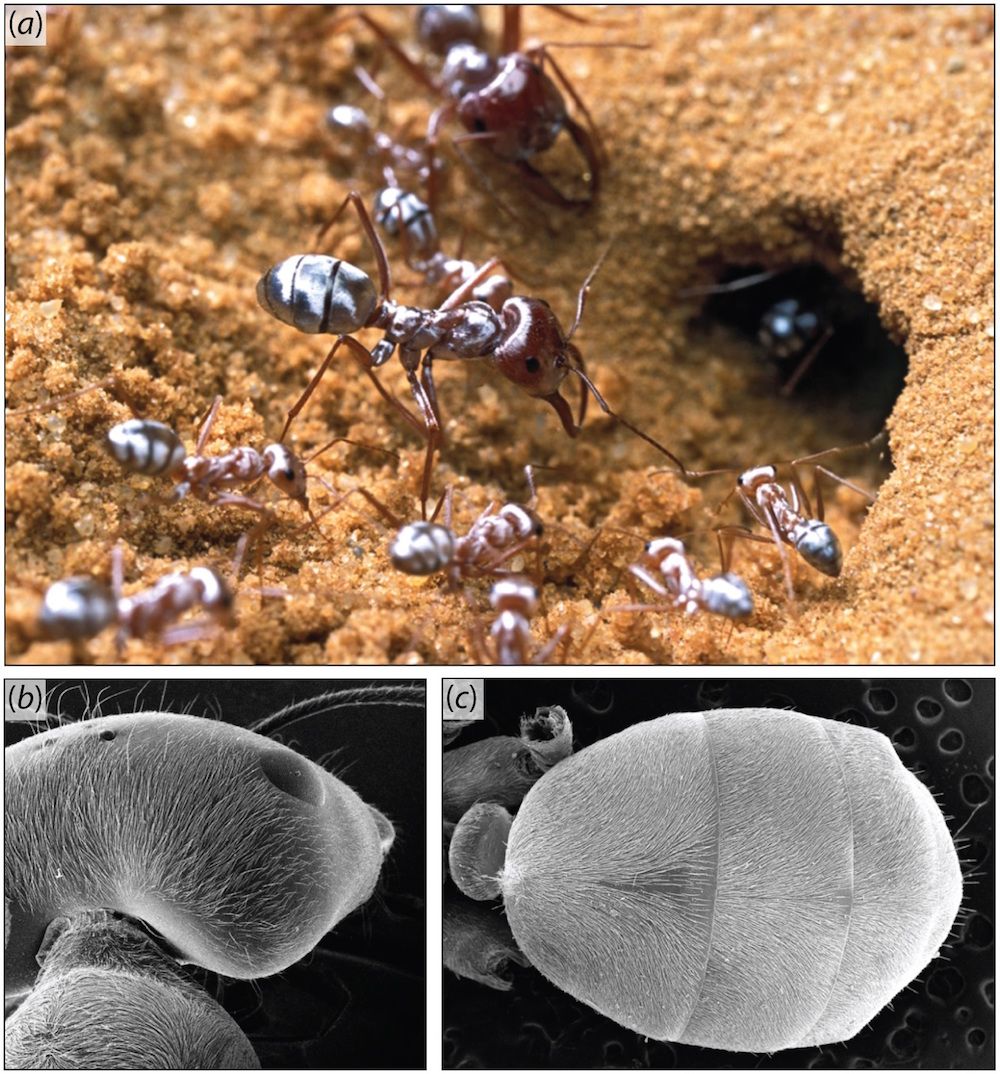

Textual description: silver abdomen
[39,578,117,641]
[256,255,377,336]
[390,522,456,575]
[105,420,186,477]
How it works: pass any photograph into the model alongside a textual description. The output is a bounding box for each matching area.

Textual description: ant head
[738,465,776,491]
[263,445,309,507]
[455,53,565,158]
[492,297,572,398]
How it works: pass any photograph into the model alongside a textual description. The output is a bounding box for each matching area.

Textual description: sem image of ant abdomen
[465,707,964,1054]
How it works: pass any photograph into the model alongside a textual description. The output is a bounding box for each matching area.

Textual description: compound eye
[524,356,541,374]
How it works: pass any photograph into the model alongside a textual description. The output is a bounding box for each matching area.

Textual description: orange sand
[5,6,994,664]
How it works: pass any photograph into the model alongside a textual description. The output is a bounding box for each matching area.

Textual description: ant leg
[7,372,144,419]
[280,337,350,443]
[194,396,224,454]
[158,618,224,648]
[329,11,438,92]
[715,524,766,573]
[514,156,592,209]
[502,6,521,54]
[628,563,672,601]
[533,623,570,666]
[315,190,393,302]
[439,257,505,311]
[531,44,606,164]
[403,367,442,519]
[567,241,614,340]
[110,542,127,659]
[337,332,427,436]
[779,325,834,396]
[810,464,877,505]
[426,102,456,219]
[419,353,444,428]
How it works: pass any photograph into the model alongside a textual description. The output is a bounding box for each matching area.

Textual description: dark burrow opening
[686,260,909,438]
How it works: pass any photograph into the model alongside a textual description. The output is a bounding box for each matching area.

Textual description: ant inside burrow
[679,259,909,431]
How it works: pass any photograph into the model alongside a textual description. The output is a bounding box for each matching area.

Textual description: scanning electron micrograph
[4,679,426,1070]
[443,679,994,1069]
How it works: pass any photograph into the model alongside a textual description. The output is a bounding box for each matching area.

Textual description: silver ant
[624,536,754,621]
[325,465,544,587]
[37,544,234,658]
[715,447,878,603]
[11,382,353,579]
[326,102,513,308]
[477,575,569,665]
[334,6,619,208]
[257,190,686,518]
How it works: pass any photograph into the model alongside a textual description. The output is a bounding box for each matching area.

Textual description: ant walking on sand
[9,380,359,580]
[713,444,880,604]
[38,544,234,659]
[622,536,755,622]
[321,465,545,588]
[334,5,637,208]
[257,190,687,518]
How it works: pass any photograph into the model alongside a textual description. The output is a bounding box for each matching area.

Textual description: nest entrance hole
[688,257,909,441]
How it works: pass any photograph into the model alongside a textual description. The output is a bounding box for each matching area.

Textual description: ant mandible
[257,191,686,518]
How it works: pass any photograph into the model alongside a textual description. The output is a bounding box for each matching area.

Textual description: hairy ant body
[38,546,234,657]
[627,536,754,621]
[337,6,615,207]
[257,191,685,516]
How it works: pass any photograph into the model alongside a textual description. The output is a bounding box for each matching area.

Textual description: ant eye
[524,357,541,374]
[472,116,487,134]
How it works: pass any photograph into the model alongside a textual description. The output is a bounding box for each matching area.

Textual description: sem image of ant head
[443,679,994,1069]
[5,680,425,1070]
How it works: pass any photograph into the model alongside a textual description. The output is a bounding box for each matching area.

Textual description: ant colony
[6,6,901,664]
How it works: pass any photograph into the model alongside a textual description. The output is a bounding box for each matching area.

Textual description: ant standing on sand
[257,190,687,518]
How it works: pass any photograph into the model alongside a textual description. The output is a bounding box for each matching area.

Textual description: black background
[6,678,426,1070]
[443,678,994,1069]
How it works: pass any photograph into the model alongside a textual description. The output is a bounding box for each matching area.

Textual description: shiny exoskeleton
[372,184,513,310]
[390,500,542,583]
[758,298,824,362]
[629,537,754,621]
[39,564,233,653]
[416,5,483,55]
